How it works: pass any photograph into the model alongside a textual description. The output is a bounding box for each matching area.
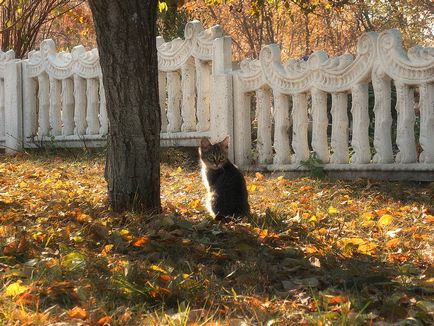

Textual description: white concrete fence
[1,21,433,179]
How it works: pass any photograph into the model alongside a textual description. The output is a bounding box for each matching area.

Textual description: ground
[0,149,433,325]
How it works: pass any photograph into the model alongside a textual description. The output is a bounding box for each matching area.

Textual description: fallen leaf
[68,306,88,320]
[5,281,28,297]
[149,264,168,274]
[386,238,401,249]
[378,214,393,227]
[328,206,339,214]
[16,292,38,305]
[98,316,113,325]
[132,236,151,247]
[255,172,265,181]
[326,295,348,305]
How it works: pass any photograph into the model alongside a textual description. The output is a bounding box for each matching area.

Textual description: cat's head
[199,136,230,169]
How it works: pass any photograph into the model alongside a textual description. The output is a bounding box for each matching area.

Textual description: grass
[0,149,433,325]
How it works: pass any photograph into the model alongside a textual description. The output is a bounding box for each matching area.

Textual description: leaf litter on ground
[0,149,433,325]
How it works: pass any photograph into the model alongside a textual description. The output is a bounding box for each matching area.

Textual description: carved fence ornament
[157,20,223,71]
[238,31,377,94]
[25,39,101,79]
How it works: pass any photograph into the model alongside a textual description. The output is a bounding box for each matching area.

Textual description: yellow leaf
[189,199,202,210]
[362,211,374,220]
[304,245,318,253]
[361,220,375,227]
[308,215,317,223]
[158,1,168,12]
[328,206,338,214]
[247,184,257,192]
[358,242,377,255]
[378,214,393,227]
[259,229,268,239]
[149,265,168,274]
[5,281,28,297]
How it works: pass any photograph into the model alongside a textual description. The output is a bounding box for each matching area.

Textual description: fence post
[4,60,23,154]
[211,36,233,160]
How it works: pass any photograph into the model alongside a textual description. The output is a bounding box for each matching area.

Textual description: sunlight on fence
[1,21,433,179]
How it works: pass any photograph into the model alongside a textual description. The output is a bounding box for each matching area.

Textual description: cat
[199,136,249,221]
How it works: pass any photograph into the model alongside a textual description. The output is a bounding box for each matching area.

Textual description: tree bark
[88,0,161,213]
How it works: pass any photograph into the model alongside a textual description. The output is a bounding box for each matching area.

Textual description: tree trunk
[88,0,161,213]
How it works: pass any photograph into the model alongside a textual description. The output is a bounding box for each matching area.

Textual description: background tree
[184,0,433,60]
[0,0,85,58]
[88,0,161,213]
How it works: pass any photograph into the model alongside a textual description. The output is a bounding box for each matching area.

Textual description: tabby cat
[199,136,249,220]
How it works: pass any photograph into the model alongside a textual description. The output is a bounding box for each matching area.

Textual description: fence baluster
[158,71,168,132]
[74,75,87,135]
[419,83,434,163]
[38,73,50,137]
[395,82,416,163]
[256,88,273,165]
[23,75,37,141]
[372,69,393,163]
[273,90,291,165]
[330,93,349,164]
[311,88,330,163]
[166,71,182,132]
[86,78,100,135]
[350,83,371,163]
[292,93,310,163]
[49,77,62,136]
[196,59,211,132]
[233,76,251,167]
[62,78,74,136]
[181,58,196,132]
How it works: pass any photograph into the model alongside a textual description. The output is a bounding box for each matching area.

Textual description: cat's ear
[200,137,212,149]
[221,136,230,149]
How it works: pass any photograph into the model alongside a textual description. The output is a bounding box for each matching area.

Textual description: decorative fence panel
[232,29,434,179]
[157,21,233,150]
[5,21,232,153]
[21,39,107,148]
[1,21,433,180]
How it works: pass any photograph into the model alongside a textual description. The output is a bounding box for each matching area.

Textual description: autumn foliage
[0,151,433,324]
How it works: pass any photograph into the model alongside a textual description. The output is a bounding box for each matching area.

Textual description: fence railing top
[376,29,434,84]
[235,29,434,94]
[236,31,379,94]
[157,20,225,71]
[24,39,101,79]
